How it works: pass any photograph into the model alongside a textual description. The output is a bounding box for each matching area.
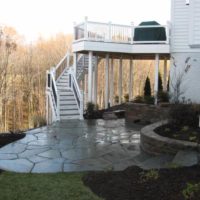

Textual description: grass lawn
[0,172,103,200]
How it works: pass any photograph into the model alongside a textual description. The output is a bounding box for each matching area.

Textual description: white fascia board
[72,41,170,54]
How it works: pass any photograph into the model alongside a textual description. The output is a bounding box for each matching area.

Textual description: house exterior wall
[170,0,200,102]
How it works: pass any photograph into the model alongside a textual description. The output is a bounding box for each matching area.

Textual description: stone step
[58,79,69,83]
[60,110,79,115]
[57,83,69,86]
[60,105,78,110]
[60,100,77,105]
[58,90,72,95]
[172,150,199,167]
[60,115,80,120]
[59,96,75,101]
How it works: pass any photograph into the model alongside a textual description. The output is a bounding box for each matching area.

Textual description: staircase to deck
[57,69,80,120]
[46,53,85,124]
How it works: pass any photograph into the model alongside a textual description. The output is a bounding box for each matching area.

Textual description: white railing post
[84,16,88,40]
[131,22,134,44]
[46,91,49,125]
[67,50,70,68]
[166,21,170,44]
[108,21,111,42]
[73,53,77,78]
[80,90,84,120]
[57,90,60,121]
[73,22,77,41]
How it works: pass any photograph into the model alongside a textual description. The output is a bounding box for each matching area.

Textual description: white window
[186,0,190,5]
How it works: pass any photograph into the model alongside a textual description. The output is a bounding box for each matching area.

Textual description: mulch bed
[84,103,128,119]
[0,133,25,148]
[83,165,200,200]
[155,124,200,143]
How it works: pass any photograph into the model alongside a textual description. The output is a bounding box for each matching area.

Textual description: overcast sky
[0,0,171,42]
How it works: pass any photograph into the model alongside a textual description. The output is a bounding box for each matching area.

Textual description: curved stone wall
[140,121,200,155]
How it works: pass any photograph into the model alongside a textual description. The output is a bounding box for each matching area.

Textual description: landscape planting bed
[140,121,200,155]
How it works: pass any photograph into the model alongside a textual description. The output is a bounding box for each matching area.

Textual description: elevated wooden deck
[72,19,170,58]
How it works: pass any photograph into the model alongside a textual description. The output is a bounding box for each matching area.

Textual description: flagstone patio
[0,119,146,173]
[0,119,198,173]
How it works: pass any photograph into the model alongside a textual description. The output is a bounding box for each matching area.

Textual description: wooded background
[0,26,168,132]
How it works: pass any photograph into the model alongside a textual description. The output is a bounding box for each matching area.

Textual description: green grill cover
[134,21,166,42]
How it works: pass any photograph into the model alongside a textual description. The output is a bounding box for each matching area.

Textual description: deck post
[88,51,93,102]
[163,58,167,91]
[105,54,109,108]
[93,56,98,105]
[131,22,134,44]
[73,53,77,77]
[154,54,160,105]
[110,58,114,106]
[84,16,88,40]
[129,58,133,100]
[118,58,123,104]
[84,73,88,108]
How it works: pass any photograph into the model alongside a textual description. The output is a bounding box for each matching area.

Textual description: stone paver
[0,119,199,173]
[172,150,199,167]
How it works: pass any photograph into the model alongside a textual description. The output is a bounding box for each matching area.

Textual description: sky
[0,0,171,42]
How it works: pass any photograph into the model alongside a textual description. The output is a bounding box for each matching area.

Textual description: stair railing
[46,68,60,123]
[55,50,71,81]
[68,68,84,120]
[76,54,86,82]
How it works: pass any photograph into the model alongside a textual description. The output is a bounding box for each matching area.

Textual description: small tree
[167,74,170,92]
[158,72,163,92]
[144,76,151,96]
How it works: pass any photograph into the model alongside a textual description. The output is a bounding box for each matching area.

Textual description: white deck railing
[46,68,60,124]
[74,20,170,44]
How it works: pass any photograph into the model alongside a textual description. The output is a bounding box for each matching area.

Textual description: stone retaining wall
[125,103,170,124]
[140,121,200,155]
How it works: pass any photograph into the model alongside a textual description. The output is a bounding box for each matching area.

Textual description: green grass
[0,172,103,200]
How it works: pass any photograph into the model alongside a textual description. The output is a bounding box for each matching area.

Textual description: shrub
[158,91,169,103]
[140,170,159,183]
[158,72,163,92]
[86,102,95,115]
[182,183,200,200]
[169,104,199,127]
[114,95,119,103]
[144,96,155,104]
[133,96,143,103]
[144,76,151,96]
[124,94,129,102]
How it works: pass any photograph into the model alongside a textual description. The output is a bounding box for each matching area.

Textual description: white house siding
[171,0,200,53]
[170,0,200,103]
[170,53,200,103]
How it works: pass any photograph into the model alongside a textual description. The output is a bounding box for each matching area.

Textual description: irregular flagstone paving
[0,119,144,173]
[0,119,199,173]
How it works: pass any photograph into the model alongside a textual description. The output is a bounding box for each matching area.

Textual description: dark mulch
[84,103,128,119]
[155,124,200,143]
[83,165,200,200]
[0,133,25,148]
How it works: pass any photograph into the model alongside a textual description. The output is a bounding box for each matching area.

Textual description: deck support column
[105,54,109,109]
[110,58,114,106]
[88,51,93,102]
[118,58,123,104]
[73,53,77,77]
[154,54,160,105]
[93,56,98,105]
[129,58,133,100]
[163,58,167,92]
[84,73,88,108]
